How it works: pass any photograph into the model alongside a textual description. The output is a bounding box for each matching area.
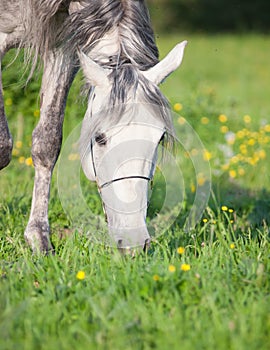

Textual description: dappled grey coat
[0,0,159,71]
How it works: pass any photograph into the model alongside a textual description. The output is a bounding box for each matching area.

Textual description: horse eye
[95,133,107,146]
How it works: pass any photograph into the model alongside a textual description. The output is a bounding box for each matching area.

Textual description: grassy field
[0,34,270,350]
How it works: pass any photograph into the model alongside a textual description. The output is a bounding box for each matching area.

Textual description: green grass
[1,34,270,349]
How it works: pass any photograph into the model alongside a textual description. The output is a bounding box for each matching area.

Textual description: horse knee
[31,121,62,169]
[0,132,12,170]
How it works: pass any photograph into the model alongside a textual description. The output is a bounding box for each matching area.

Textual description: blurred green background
[148,0,270,33]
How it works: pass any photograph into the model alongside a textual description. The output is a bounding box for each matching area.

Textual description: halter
[90,139,152,192]
[90,138,153,224]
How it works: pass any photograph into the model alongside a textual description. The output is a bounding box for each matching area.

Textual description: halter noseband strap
[99,175,151,189]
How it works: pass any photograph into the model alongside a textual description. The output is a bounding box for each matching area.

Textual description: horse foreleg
[0,34,13,170]
[24,51,77,253]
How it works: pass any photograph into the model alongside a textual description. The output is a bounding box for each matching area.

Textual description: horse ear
[143,40,188,85]
[78,50,110,87]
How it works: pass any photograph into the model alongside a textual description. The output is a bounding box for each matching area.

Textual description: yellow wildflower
[201,117,209,125]
[191,149,198,156]
[230,155,240,164]
[180,264,191,272]
[238,168,245,176]
[177,116,186,125]
[250,131,258,139]
[264,124,270,132]
[12,149,19,156]
[236,130,245,139]
[221,163,230,171]
[18,156,25,164]
[190,183,196,193]
[247,138,256,146]
[153,274,160,281]
[220,126,229,134]
[197,174,206,186]
[221,206,228,211]
[174,103,183,112]
[258,149,266,159]
[34,109,40,118]
[230,243,235,249]
[25,157,33,167]
[202,218,208,223]
[218,114,228,123]
[16,141,23,149]
[243,115,251,123]
[229,170,237,178]
[177,247,185,255]
[203,150,212,161]
[168,265,176,273]
[249,156,259,166]
[261,136,270,144]
[76,270,86,280]
[239,144,247,154]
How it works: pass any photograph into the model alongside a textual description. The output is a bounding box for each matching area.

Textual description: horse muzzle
[117,237,151,257]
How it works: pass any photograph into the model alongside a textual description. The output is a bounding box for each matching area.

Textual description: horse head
[79,40,187,253]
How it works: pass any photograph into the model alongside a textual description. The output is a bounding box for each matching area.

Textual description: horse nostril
[144,238,151,252]
[117,239,123,248]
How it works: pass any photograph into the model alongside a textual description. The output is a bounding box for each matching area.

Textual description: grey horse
[0,0,187,253]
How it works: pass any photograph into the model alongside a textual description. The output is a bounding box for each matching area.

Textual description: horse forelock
[112,65,175,145]
[63,0,159,70]
[83,62,175,151]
